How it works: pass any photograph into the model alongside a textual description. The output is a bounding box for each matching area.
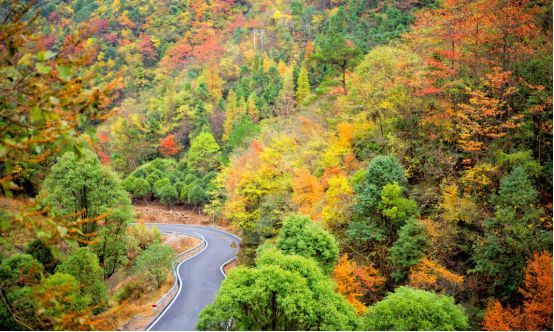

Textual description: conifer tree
[296,65,310,106]
[223,90,239,142]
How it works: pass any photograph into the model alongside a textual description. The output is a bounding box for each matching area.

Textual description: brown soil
[223,259,236,276]
[133,200,238,235]
[133,200,211,225]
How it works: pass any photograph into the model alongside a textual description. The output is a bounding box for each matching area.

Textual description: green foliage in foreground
[275,214,339,275]
[196,249,358,331]
[0,254,41,330]
[360,286,469,331]
[56,247,107,314]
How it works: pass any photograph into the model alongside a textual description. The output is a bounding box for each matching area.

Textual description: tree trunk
[342,66,347,95]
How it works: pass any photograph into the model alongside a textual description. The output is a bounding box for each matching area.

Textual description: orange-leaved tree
[482,251,553,331]
[409,257,464,297]
[333,254,385,315]
[158,134,182,158]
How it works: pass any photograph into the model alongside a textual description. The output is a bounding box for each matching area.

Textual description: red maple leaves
[158,134,181,158]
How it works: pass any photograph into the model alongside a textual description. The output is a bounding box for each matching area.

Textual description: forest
[0,0,552,330]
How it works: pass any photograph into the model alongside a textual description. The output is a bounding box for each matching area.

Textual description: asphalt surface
[145,224,240,331]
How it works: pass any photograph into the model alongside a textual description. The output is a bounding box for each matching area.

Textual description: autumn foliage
[333,254,385,315]
[409,257,464,296]
[158,134,181,158]
[482,251,553,331]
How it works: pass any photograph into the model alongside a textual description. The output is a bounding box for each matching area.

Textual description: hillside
[0,0,553,330]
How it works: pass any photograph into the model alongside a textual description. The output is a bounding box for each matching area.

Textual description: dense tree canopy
[1,0,552,329]
[196,248,358,331]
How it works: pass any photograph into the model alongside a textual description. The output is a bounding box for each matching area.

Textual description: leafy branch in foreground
[0,0,120,329]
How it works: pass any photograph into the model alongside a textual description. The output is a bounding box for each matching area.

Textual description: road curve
[145,223,240,331]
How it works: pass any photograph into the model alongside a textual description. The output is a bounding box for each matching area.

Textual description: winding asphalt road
[145,223,240,331]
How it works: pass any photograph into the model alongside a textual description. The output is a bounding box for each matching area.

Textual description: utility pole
[259,30,265,54]
[253,30,257,54]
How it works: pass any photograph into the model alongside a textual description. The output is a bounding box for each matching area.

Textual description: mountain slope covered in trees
[1,0,553,330]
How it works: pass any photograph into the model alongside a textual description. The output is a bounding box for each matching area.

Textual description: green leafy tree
[151,158,167,171]
[275,214,339,275]
[145,174,161,187]
[132,178,151,199]
[136,243,174,288]
[388,218,428,282]
[188,184,210,207]
[56,248,107,313]
[159,185,179,206]
[26,239,57,275]
[174,181,185,196]
[227,118,260,150]
[360,286,469,330]
[187,132,221,176]
[196,249,358,331]
[121,176,137,194]
[90,205,134,278]
[475,167,552,299]
[310,34,362,95]
[153,178,171,197]
[290,0,303,16]
[190,100,211,138]
[43,273,90,316]
[130,167,149,179]
[40,150,132,246]
[348,156,411,245]
[0,254,41,330]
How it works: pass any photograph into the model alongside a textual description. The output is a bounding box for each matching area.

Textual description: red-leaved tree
[158,134,181,158]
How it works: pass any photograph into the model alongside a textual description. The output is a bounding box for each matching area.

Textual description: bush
[360,286,469,330]
[44,273,90,314]
[115,279,146,303]
[130,224,161,250]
